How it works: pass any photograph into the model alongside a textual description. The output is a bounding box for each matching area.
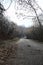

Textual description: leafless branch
[0,0,12,11]
[5,0,12,11]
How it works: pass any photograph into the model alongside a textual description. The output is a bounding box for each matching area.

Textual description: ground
[0,38,43,65]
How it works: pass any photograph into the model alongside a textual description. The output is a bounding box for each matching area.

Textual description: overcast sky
[1,0,43,27]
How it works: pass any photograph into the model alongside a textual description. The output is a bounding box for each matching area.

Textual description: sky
[37,0,43,10]
[1,0,43,27]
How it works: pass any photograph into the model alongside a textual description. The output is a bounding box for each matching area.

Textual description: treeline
[0,13,26,40]
[26,26,43,42]
[0,14,19,40]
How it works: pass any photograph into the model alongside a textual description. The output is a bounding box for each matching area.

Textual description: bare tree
[0,0,12,12]
[1,0,43,27]
[16,0,43,27]
[0,3,5,14]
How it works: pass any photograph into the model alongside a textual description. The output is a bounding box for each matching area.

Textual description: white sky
[37,0,43,10]
[1,0,43,27]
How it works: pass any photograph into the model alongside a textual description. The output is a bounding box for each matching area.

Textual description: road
[5,38,43,65]
[15,39,43,65]
[16,38,43,50]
